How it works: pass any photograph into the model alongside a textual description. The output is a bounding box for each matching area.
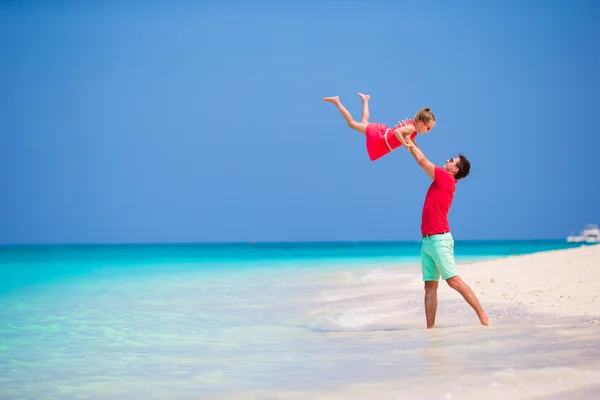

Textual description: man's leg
[424,280,439,329]
[446,276,492,326]
[429,233,492,326]
[421,240,440,328]
[322,96,369,134]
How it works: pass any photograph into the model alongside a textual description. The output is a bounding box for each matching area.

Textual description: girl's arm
[393,125,415,148]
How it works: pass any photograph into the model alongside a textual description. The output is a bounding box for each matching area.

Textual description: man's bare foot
[479,314,492,326]
[357,92,370,101]
[322,96,340,104]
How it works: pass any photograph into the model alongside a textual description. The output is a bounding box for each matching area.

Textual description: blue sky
[1,0,598,244]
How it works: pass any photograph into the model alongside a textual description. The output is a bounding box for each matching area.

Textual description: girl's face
[417,119,435,134]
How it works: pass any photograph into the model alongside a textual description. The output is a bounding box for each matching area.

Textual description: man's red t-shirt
[421,166,457,235]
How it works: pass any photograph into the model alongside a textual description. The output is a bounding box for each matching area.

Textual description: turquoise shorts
[421,232,458,281]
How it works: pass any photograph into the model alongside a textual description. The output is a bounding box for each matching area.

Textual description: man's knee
[446,275,463,290]
[424,280,439,293]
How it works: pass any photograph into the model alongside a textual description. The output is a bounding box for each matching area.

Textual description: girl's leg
[322,96,368,134]
[357,93,370,123]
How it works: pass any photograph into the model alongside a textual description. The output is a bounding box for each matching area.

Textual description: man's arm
[404,138,435,180]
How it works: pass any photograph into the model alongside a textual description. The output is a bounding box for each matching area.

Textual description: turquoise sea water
[1,240,598,399]
[0,240,581,294]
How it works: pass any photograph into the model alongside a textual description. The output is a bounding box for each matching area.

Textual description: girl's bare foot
[322,96,340,104]
[357,92,370,101]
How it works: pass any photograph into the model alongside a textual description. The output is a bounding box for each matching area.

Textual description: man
[403,137,492,329]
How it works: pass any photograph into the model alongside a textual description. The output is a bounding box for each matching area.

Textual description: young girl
[323,93,436,161]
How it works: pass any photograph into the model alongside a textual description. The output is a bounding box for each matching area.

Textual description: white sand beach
[411,243,600,322]
[306,243,600,331]
[220,244,600,400]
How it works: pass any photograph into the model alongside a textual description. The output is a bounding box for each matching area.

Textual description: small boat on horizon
[567,224,600,244]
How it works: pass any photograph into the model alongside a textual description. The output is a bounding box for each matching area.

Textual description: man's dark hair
[455,153,470,180]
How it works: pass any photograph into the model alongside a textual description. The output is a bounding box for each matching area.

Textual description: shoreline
[396,244,600,321]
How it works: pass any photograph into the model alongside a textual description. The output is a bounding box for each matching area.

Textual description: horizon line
[0,238,574,247]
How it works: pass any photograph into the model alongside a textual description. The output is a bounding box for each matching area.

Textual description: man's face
[443,157,460,176]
